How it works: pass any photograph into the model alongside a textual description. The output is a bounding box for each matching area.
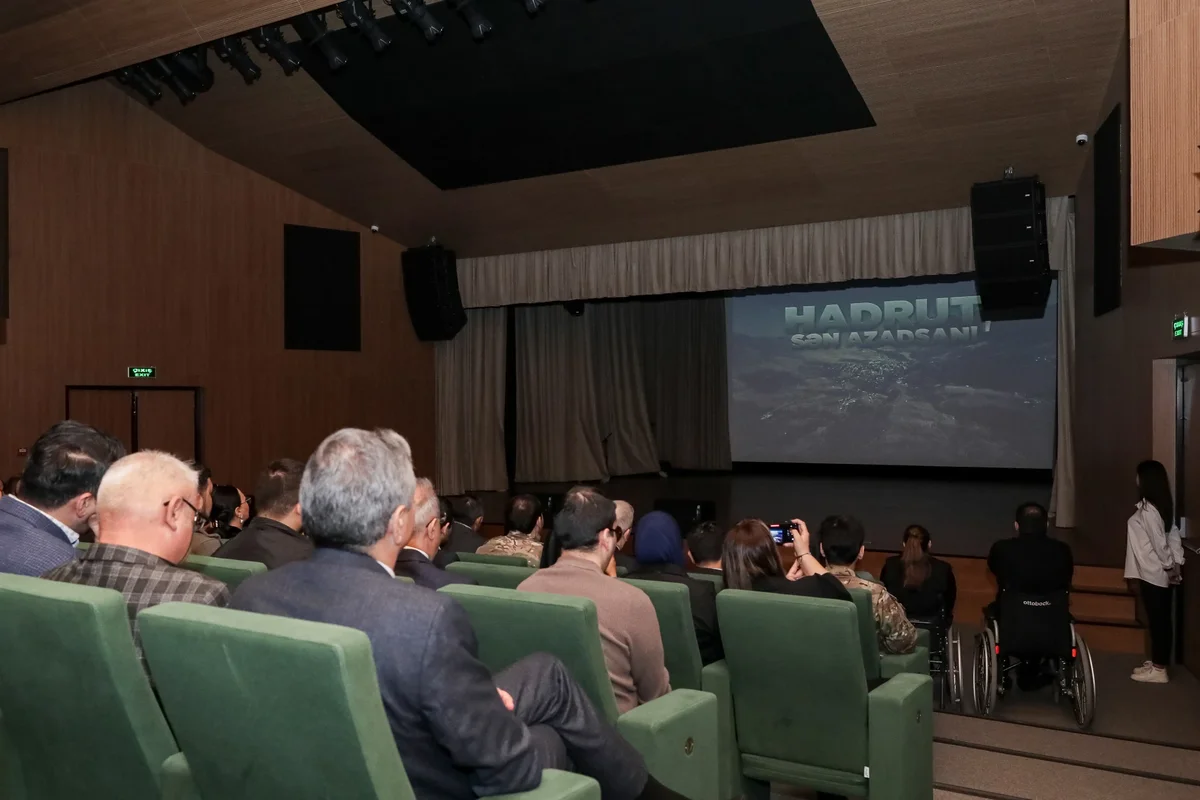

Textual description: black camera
[767,521,799,545]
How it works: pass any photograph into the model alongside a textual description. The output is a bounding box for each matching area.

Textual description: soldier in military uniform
[477,494,545,567]
[819,514,917,655]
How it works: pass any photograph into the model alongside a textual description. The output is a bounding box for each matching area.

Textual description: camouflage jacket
[829,565,918,655]
[476,532,543,568]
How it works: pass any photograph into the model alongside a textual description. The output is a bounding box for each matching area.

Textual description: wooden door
[66,389,133,453]
[1180,364,1200,672]
[136,390,197,463]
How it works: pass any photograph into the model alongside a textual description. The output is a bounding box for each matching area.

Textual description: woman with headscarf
[627,510,724,665]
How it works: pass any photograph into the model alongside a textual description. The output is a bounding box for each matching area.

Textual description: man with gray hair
[42,451,230,671]
[233,428,674,800]
[394,478,478,590]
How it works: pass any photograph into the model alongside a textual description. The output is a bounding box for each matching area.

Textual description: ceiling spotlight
[166,48,214,93]
[338,0,392,52]
[387,0,445,42]
[292,12,349,70]
[450,0,493,40]
[146,57,196,104]
[213,36,262,84]
[518,0,547,14]
[116,66,162,105]
[250,25,302,75]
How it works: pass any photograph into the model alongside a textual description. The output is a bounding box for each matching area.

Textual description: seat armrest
[1,709,25,800]
[701,660,744,800]
[493,769,601,800]
[867,674,933,800]
[618,689,718,800]
[880,646,930,679]
[159,752,200,800]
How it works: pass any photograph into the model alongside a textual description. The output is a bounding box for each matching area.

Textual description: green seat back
[716,590,868,776]
[0,574,177,799]
[848,589,880,681]
[139,603,413,800]
[438,585,621,722]
[75,541,91,551]
[621,579,703,690]
[454,552,530,567]
[182,554,266,588]
[445,561,536,589]
[687,572,724,591]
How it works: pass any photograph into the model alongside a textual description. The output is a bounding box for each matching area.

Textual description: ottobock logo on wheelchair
[1022,600,1052,607]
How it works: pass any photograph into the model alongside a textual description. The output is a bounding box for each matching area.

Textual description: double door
[65,386,203,463]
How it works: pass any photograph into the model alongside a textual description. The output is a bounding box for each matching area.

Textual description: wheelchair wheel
[1070,634,1097,729]
[943,626,963,711]
[973,628,998,716]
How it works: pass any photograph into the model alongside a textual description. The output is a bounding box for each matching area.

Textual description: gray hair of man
[413,477,440,529]
[300,428,416,551]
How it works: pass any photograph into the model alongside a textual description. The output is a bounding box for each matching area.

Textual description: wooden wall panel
[0,82,436,489]
[67,389,134,453]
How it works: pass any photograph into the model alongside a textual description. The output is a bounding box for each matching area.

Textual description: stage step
[1070,590,1137,624]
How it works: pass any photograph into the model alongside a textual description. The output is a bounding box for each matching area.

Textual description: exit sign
[1174,316,1191,340]
[127,366,157,379]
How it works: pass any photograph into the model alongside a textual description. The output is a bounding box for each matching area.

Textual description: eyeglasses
[165,497,208,534]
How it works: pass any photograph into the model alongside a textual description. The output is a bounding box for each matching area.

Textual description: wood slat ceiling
[94,0,1124,256]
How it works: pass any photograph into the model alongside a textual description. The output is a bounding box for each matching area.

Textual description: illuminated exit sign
[127,366,157,379]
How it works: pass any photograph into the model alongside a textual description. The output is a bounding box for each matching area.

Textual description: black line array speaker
[969,176,1052,321]
[402,243,468,342]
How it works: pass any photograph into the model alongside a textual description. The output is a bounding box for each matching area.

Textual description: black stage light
[213,36,262,84]
[518,0,547,14]
[147,57,196,104]
[338,0,392,52]
[167,48,214,93]
[250,25,302,75]
[116,66,162,105]
[387,0,445,42]
[450,0,493,40]
[293,12,350,70]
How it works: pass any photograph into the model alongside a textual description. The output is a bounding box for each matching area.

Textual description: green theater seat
[439,584,719,800]
[717,590,932,800]
[0,573,196,800]
[180,554,266,588]
[139,602,599,800]
[455,552,532,567]
[687,572,724,591]
[847,589,930,682]
[446,561,536,589]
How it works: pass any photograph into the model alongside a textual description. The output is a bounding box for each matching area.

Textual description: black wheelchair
[911,611,963,711]
[969,590,1097,728]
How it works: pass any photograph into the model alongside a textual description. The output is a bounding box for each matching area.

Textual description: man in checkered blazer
[43,450,230,670]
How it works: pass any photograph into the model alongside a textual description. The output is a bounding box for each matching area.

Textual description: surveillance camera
[370,224,380,233]
[1075,133,1089,147]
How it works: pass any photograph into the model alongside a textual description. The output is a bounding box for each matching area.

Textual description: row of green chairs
[75,542,267,589]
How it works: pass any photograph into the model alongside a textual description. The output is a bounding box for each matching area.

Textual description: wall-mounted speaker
[402,243,468,342]
[970,176,1051,321]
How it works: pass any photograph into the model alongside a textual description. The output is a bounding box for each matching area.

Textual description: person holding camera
[721,518,850,601]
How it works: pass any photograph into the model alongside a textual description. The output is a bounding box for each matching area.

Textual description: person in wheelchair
[881,524,957,626]
[986,502,1074,691]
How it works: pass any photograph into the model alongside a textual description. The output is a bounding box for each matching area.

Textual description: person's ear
[857,544,865,562]
[389,503,413,548]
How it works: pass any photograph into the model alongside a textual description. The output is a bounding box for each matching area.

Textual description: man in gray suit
[233,428,678,800]
[393,478,478,590]
[0,421,126,576]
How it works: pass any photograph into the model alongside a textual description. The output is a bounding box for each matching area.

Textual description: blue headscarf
[634,511,685,567]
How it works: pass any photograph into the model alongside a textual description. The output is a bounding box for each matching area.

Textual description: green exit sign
[127,367,157,379]
[1174,316,1191,340]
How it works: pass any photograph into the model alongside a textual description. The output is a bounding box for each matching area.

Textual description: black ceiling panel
[298,0,874,189]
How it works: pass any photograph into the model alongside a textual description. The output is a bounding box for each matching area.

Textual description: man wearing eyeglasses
[42,451,230,672]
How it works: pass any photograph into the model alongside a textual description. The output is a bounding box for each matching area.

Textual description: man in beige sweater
[519,486,670,714]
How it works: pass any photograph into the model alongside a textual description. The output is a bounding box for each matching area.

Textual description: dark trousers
[1139,580,1174,666]
[496,653,648,799]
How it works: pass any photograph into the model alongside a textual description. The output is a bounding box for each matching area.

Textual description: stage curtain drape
[1047,196,1076,528]
[434,308,508,495]
[641,296,732,471]
[590,303,662,477]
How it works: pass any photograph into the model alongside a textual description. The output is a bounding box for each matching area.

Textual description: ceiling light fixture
[450,0,493,40]
[213,36,263,84]
[293,12,350,70]
[250,25,303,75]
[338,0,393,52]
[387,0,445,43]
[115,66,162,105]
[146,57,196,104]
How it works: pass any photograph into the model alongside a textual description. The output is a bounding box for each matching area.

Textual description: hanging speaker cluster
[969,176,1052,321]
[402,243,468,342]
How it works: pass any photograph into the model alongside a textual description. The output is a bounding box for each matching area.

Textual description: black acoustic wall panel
[1093,104,1123,317]
[283,224,361,351]
[0,149,8,333]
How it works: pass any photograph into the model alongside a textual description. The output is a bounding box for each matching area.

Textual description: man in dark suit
[395,478,477,590]
[0,421,125,576]
[434,494,487,568]
[215,458,312,569]
[233,428,674,800]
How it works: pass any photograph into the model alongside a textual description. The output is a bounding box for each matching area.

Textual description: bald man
[611,500,639,574]
[42,451,230,670]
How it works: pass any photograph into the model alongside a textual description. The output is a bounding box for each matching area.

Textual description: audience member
[1126,460,1184,684]
[477,494,545,567]
[2,476,22,497]
[0,421,125,576]
[881,525,957,624]
[986,502,1073,615]
[520,487,671,714]
[191,484,248,556]
[395,478,478,590]
[215,458,311,569]
[628,511,723,665]
[195,463,214,518]
[539,526,564,568]
[434,494,487,567]
[820,516,917,655]
[611,500,639,575]
[685,521,725,574]
[232,429,676,800]
[721,519,850,601]
[42,451,229,670]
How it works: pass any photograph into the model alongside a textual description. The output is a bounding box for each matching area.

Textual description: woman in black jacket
[881,525,957,624]
[721,519,851,602]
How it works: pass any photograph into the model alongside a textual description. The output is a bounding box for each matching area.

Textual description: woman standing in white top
[1125,460,1184,683]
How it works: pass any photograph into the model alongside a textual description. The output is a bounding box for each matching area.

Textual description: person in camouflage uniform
[818,514,918,655]
[476,494,545,567]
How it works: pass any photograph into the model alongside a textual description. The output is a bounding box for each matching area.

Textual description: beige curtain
[458,205,977,308]
[590,303,661,476]
[434,308,508,495]
[1047,196,1076,528]
[641,296,731,471]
